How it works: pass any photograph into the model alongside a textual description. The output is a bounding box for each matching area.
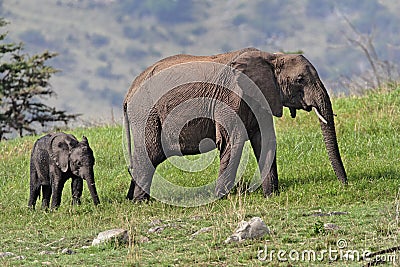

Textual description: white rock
[139,236,150,243]
[324,223,340,231]
[39,251,55,255]
[61,248,75,255]
[225,217,270,243]
[92,229,129,246]
[192,226,213,237]
[0,252,15,258]
[148,226,165,233]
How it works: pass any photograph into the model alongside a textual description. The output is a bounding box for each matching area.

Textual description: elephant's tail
[123,102,134,175]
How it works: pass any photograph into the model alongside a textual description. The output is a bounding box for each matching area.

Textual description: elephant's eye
[296,75,304,84]
[75,161,82,167]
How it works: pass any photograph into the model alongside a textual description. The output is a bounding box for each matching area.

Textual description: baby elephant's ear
[56,142,70,173]
[81,135,95,164]
[50,133,77,173]
[50,138,70,173]
[82,136,89,145]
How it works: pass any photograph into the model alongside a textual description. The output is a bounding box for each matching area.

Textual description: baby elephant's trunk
[85,172,100,205]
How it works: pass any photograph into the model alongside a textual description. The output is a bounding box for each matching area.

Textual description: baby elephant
[28,132,100,209]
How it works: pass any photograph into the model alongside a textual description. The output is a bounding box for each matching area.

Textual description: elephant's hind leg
[129,116,166,202]
[128,147,165,202]
[126,167,136,200]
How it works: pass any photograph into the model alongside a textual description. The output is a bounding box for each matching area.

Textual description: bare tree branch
[337,12,399,93]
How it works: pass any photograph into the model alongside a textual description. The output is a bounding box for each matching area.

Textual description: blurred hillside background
[1,0,399,123]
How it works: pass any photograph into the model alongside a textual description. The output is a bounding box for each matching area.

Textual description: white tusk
[313,107,328,124]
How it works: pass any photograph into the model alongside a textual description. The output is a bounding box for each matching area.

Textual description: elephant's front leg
[131,161,153,202]
[71,177,83,205]
[250,131,279,196]
[215,125,246,197]
[50,174,67,209]
[41,185,52,209]
[262,153,278,196]
[129,116,166,202]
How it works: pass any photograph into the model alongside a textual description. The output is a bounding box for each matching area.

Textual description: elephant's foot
[131,194,150,203]
[262,188,279,197]
[262,180,279,197]
[71,198,81,205]
[41,200,50,210]
[131,187,150,203]
[215,184,233,199]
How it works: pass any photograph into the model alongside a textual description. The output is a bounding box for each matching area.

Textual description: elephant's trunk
[85,172,100,205]
[314,87,348,184]
[320,118,348,184]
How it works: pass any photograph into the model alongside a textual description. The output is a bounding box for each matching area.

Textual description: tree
[0,19,78,140]
[338,14,399,93]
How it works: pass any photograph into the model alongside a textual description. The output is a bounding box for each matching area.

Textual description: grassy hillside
[0,89,399,266]
[1,0,400,121]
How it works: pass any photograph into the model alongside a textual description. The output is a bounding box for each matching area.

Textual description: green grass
[1,89,400,266]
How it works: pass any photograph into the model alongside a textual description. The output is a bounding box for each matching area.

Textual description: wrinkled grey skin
[123,47,347,202]
[28,132,100,209]
[124,48,282,201]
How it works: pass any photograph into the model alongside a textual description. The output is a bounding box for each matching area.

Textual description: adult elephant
[123,47,347,202]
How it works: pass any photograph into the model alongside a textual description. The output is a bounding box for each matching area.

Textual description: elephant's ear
[81,135,95,165]
[49,133,78,172]
[231,51,283,117]
[82,136,89,145]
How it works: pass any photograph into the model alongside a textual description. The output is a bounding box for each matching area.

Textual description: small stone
[307,210,349,217]
[39,251,55,255]
[225,217,270,243]
[329,211,349,216]
[139,236,150,243]
[148,226,165,233]
[149,219,162,226]
[0,252,15,258]
[61,248,75,255]
[42,261,52,265]
[324,223,340,231]
[192,226,213,236]
[92,229,129,246]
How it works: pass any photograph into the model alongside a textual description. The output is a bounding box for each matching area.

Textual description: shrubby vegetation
[0,19,77,140]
